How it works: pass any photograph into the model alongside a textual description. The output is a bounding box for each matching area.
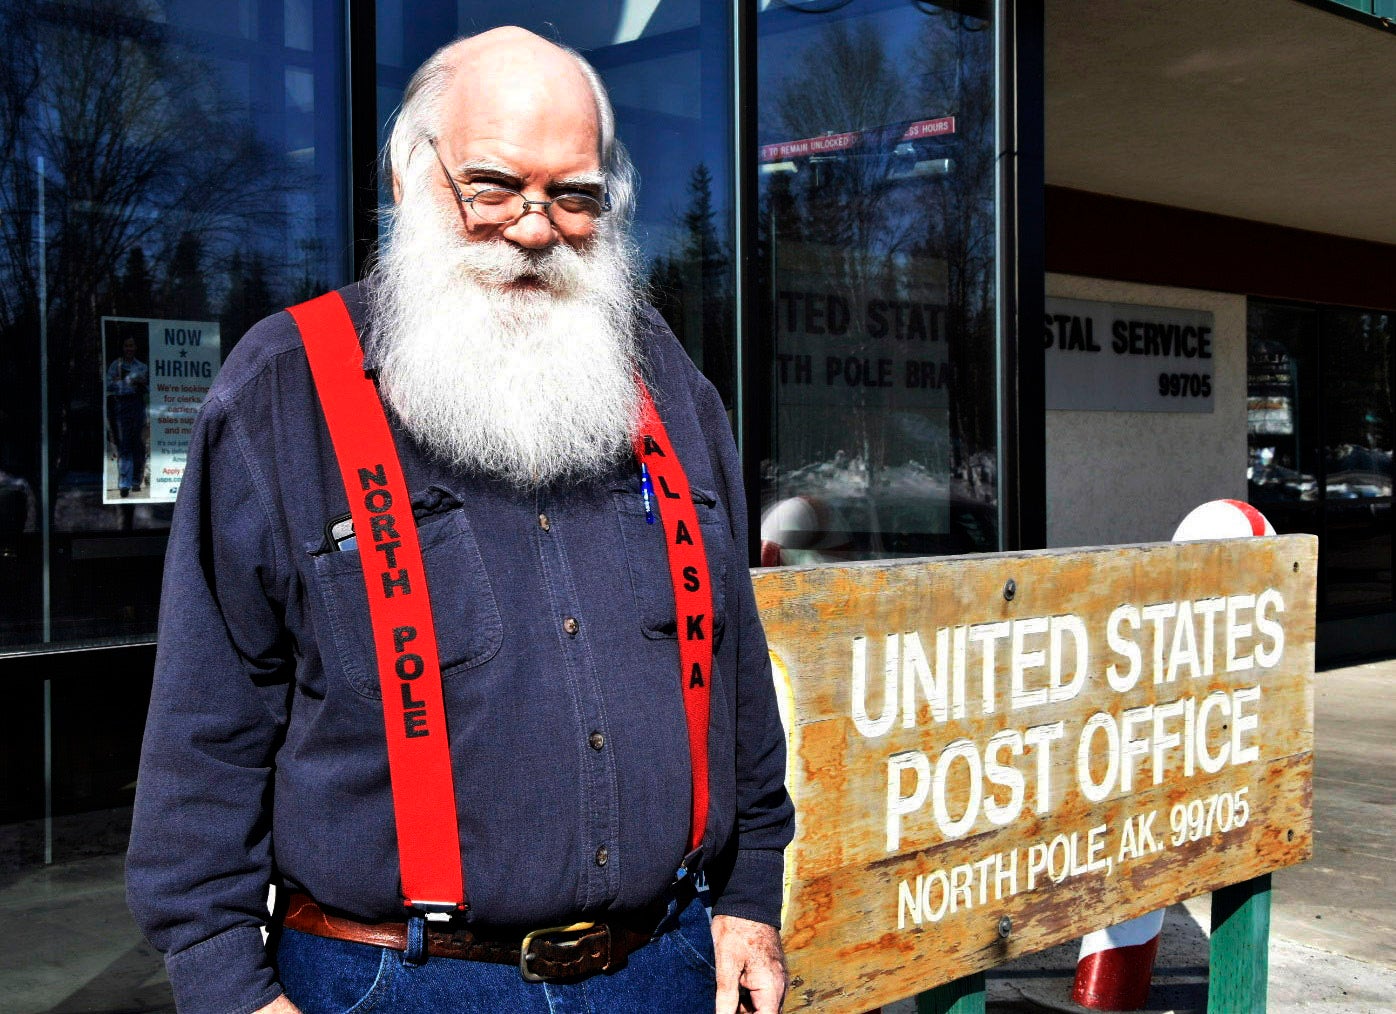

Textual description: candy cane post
[1171,499,1276,543]
[1070,499,1275,1010]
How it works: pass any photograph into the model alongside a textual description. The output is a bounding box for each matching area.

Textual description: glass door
[755,0,1002,564]
[1248,300,1394,615]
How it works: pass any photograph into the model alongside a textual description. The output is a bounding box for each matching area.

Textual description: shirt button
[563,616,579,636]
[595,846,609,867]
[539,513,550,532]
[588,732,605,751]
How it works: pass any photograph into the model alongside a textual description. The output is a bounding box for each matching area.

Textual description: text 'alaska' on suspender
[289,291,715,915]
[633,381,713,857]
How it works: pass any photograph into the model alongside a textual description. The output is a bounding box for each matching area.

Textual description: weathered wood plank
[753,537,1316,1013]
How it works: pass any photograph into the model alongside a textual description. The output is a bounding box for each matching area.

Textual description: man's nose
[501,206,557,250]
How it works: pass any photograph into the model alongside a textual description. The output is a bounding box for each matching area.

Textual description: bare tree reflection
[0,0,321,642]
[0,0,294,490]
[760,6,998,554]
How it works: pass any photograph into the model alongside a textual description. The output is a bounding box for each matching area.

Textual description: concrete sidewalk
[887,659,1396,1013]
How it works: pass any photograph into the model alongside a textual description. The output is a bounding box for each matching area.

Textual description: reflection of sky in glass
[285,67,315,152]
[159,2,348,284]
[286,0,314,50]
[163,0,257,38]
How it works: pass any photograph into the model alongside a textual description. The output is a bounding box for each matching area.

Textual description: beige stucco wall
[1045,274,1247,548]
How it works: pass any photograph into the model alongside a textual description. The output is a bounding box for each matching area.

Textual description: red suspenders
[633,382,712,854]
[289,291,714,913]
[291,293,465,915]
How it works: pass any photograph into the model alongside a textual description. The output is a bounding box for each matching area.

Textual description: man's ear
[391,172,403,205]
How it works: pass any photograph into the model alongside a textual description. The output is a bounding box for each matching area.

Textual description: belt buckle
[519,921,602,983]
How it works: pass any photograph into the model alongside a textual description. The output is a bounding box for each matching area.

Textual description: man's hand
[712,914,787,1014]
[254,995,302,1014]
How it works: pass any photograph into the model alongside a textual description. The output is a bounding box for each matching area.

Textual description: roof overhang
[1047,0,1396,246]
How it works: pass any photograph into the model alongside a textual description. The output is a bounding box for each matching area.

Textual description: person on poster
[105,334,149,497]
[127,27,794,1014]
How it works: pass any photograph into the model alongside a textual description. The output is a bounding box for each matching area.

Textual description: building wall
[1045,273,1247,548]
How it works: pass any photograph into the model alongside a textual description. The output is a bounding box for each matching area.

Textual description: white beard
[366,178,644,488]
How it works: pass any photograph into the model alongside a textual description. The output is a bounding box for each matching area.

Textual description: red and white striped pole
[1170,498,1274,544]
[1071,499,1274,1010]
[1072,908,1166,1009]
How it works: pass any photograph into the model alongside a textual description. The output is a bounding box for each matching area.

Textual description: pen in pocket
[639,463,656,524]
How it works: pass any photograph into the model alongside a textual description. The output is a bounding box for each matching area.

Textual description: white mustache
[438,230,591,296]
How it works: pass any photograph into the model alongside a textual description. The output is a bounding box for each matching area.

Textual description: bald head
[446,28,598,146]
[386,27,633,225]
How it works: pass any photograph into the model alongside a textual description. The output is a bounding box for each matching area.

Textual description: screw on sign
[1070,499,1274,1011]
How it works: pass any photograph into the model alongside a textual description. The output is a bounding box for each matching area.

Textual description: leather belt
[282,893,666,982]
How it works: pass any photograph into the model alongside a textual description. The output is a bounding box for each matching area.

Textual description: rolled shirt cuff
[709,847,787,929]
[164,924,282,1014]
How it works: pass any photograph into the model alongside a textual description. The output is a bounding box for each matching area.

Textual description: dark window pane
[0,0,351,650]
[1247,303,1320,524]
[1321,310,1392,607]
[1249,300,1395,613]
[756,0,999,564]
[1323,501,1393,608]
[0,0,353,998]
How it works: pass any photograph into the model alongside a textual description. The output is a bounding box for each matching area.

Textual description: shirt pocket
[309,508,503,699]
[612,483,730,641]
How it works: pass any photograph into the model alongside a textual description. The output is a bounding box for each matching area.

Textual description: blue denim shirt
[126,282,794,1014]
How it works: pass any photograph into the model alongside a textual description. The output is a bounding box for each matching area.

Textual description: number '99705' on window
[1159,373,1211,398]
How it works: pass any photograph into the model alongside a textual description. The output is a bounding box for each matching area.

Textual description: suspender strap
[633,380,713,853]
[289,292,466,915]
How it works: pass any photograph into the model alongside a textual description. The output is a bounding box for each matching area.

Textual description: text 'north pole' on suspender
[288,291,715,916]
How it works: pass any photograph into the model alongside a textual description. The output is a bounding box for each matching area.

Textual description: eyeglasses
[427,138,610,232]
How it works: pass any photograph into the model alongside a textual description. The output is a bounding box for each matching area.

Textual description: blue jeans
[276,894,717,1013]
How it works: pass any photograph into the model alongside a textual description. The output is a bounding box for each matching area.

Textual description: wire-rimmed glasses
[427,138,610,232]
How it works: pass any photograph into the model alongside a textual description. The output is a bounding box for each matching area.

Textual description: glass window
[1248,300,1394,614]
[755,0,1000,565]
[0,0,350,1001]
[375,0,739,408]
[1247,303,1320,523]
[1321,309,1393,608]
[0,0,352,652]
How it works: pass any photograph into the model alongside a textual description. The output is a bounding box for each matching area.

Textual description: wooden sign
[753,536,1316,1013]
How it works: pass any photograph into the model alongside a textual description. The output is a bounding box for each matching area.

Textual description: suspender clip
[406,898,466,923]
[675,846,703,882]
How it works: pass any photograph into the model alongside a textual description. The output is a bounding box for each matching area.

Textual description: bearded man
[127,27,793,1014]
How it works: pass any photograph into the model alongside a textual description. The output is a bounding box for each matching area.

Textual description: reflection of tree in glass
[223,249,277,347]
[164,233,211,321]
[119,246,155,318]
[767,20,919,274]
[763,20,918,538]
[648,163,735,409]
[760,11,999,551]
[908,11,998,512]
[0,0,293,484]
